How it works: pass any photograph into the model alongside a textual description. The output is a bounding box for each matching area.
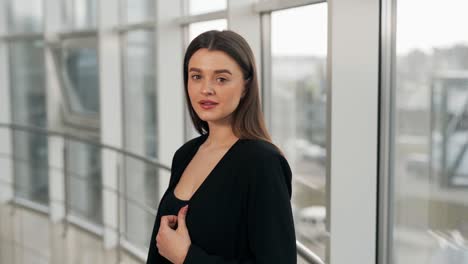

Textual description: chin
[198,115,220,122]
[197,112,231,123]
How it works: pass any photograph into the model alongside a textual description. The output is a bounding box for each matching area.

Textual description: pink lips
[199,100,218,110]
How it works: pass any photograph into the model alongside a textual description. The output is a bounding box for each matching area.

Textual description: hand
[156,205,191,264]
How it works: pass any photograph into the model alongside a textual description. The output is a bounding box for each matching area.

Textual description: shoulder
[172,134,206,164]
[238,138,292,178]
[178,134,205,153]
[239,138,293,197]
[239,138,285,162]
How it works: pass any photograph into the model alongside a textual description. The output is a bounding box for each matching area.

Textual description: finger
[168,222,176,229]
[167,216,177,229]
[177,205,188,230]
[160,216,167,226]
[166,215,177,224]
[161,215,176,225]
[160,216,172,231]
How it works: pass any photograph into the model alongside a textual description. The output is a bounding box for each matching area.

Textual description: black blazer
[146,134,297,263]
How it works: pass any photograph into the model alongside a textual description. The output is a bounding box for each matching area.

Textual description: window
[123,30,157,158]
[122,29,158,249]
[7,0,43,33]
[58,38,100,128]
[54,37,101,225]
[390,0,468,263]
[188,19,227,43]
[62,0,97,30]
[268,3,328,259]
[63,45,99,115]
[9,40,49,206]
[186,0,227,16]
[66,139,102,225]
[123,0,154,24]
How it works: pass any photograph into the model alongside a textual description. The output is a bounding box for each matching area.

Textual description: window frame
[53,36,101,131]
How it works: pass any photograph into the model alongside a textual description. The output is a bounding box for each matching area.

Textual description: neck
[204,120,239,148]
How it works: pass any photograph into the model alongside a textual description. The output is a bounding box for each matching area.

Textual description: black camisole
[159,185,190,219]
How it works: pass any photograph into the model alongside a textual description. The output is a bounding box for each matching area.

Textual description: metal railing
[0,122,325,264]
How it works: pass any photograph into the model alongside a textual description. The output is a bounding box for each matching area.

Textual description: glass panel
[392,0,468,263]
[121,157,159,250]
[9,40,49,205]
[124,0,154,23]
[7,0,43,33]
[66,139,102,224]
[12,131,49,205]
[270,4,328,259]
[62,42,100,116]
[187,0,227,16]
[63,0,97,29]
[122,30,159,248]
[123,30,157,158]
[188,19,227,43]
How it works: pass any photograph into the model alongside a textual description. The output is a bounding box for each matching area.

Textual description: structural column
[98,0,123,249]
[44,0,66,223]
[0,0,14,203]
[327,0,380,263]
[227,0,262,91]
[155,0,185,201]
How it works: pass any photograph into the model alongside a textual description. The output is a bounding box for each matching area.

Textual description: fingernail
[184,205,189,213]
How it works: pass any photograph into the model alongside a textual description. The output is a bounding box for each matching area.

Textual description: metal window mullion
[41,0,46,35]
[181,0,191,141]
[0,33,44,42]
[58,29,98,40]
[114,21,156,34]
[4,0,11,33]
[0,0,14,203]
[70,0,75,29]
[6,34,17,201]
[182,23,191,141]
[119,29,129,242]
[181,0,189,17]
[260,13,272,131]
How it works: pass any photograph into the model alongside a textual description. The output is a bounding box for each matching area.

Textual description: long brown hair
[183,30,282,154]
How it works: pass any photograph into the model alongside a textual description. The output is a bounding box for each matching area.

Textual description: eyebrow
[189,67,232,75]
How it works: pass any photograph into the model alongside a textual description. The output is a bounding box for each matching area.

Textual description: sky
[271,3,327,57]
[396,0,468,55]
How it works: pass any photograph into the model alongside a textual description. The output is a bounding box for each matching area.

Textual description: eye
[216,77,228,84]
[191,74,201,80]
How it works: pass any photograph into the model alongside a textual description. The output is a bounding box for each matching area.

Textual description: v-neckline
[172,134,242,203]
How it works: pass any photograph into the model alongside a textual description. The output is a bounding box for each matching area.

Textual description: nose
[201,80,215,95]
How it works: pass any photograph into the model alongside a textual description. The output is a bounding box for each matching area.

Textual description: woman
[146,30,297,264]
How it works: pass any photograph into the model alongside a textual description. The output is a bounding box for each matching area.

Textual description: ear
[241,87,247,99]
[241,80,249,99]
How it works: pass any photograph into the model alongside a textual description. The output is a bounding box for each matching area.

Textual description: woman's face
[187,48,246,125]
